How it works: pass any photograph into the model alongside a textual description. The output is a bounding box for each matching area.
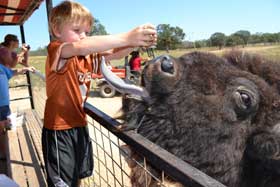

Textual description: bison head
[102,51,280,187]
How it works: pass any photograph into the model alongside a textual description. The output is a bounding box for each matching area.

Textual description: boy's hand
[126,23,157,47]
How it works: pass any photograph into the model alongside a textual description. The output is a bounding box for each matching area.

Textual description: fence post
[20,25,34,109]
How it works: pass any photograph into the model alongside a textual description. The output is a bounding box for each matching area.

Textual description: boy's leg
[77,126,93,179]
[42,127,79,187]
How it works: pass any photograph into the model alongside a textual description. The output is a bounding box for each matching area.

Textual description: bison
[101,51,280,187]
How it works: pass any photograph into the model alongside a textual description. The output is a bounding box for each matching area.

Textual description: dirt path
[87,91,123,116]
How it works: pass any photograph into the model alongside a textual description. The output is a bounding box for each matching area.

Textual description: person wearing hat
[0,34,30,67]
[0,34,35,158]
[128,50,150,77]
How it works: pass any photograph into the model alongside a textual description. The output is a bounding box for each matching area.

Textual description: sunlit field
[28,44,280,73]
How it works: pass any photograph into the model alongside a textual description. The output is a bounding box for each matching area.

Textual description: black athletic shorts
[42,126,93,187]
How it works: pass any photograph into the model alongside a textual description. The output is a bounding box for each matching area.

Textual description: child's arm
[60,24,157,59]
[104,47,135,61]
[17,44,29,67]
[13,66,36,76]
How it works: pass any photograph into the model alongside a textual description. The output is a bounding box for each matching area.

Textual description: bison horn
[100,56,150,101]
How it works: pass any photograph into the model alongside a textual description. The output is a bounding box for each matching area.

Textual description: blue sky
[0,0,279,50]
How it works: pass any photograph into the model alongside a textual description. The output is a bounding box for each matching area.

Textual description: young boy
[43,1,157,187]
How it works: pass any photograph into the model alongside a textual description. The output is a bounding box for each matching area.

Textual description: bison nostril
[161,59,174,74]
[241,93,251,108]
[162,55,169,61]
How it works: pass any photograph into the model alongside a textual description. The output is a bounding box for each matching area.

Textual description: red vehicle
[92,48,155,98]
[92,67,126,98]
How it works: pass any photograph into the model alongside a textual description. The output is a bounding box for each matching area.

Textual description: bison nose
[153,55,170,63]
[161,55,170,61]
[152,55,174,74]
[156,55,174,74]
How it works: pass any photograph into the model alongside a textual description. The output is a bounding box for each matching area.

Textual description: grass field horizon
[28,43,280,74]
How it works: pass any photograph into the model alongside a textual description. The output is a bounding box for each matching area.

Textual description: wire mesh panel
[82,118,173,187]
[84,119,131,187]
[30,72,46,119]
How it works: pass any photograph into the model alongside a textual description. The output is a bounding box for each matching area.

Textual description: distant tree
[206,39,212,47]
[194,40,209,48]
[262,33,278,43]
[248,33,263,44]
[210,32,226,49]
[90,19,108,36]
[194,41,202,48]
[233,30,250,47]
[181,41,194,49]
[29,46,47,56]
[180,40,190,49]
[225,35,244,47]
[156,24,185,52]
[277,32,280,43]
[278,32,280,43]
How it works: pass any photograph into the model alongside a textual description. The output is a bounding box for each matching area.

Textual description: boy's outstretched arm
[60,23,157,59]
[104,47,134,61]
[13,66,36,76]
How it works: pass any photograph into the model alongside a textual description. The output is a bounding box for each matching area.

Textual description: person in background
[43,1,157,187]
[129,50,150,76]
[0,34,35,159]
[0,34,29,67]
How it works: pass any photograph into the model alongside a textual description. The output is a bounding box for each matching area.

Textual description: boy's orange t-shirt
[44,40,99,130]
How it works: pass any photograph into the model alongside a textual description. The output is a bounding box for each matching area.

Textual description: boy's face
[55,21,91,42]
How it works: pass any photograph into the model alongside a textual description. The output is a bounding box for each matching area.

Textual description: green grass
[28,56,46,73]
[28,44,280,72]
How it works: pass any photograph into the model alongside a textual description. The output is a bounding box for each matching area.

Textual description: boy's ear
[52,25,61,38]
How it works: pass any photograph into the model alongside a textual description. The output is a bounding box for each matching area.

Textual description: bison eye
[161,59,174,74]
[232,86,259,119]
[234,90,253,110]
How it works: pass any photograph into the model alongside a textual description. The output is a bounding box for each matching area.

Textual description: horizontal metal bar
[9,84,30,89]
[10,96,31,102]
[84,102,226,187]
